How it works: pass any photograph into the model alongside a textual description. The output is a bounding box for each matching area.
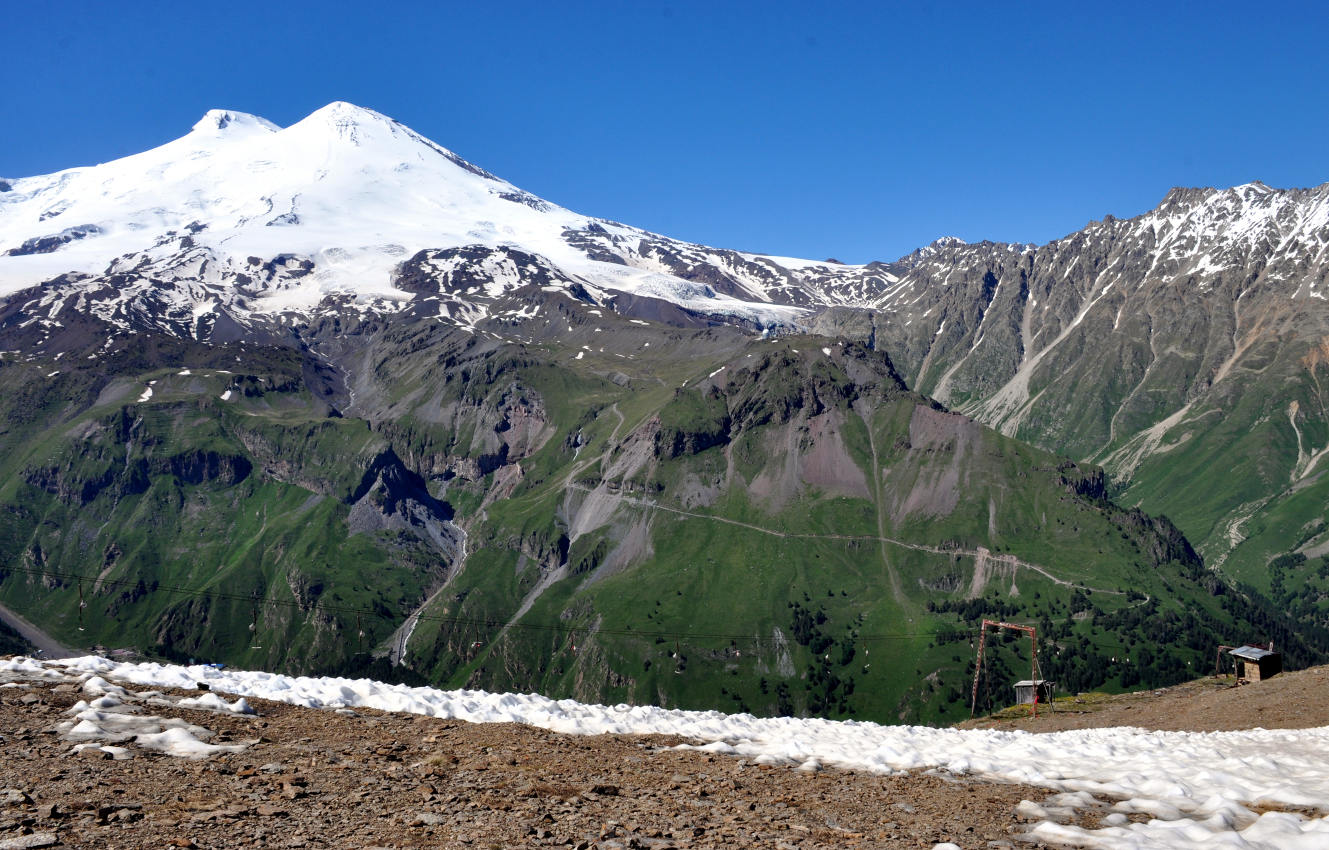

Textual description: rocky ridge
[822,183,1329,571]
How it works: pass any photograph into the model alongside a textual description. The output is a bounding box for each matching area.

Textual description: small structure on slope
[1229,645,1282,682]
[1013,679,1055,705]
[970,619,1047,717]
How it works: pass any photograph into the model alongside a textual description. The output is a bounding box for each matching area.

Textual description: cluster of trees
[785,600,858,716]
[1267,553,1329,629]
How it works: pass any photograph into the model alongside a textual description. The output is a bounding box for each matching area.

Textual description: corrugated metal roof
[1229,645,1276,661]
[1013,680,1052,687]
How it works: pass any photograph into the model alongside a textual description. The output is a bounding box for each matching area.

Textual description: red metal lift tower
[969,619,1042,718]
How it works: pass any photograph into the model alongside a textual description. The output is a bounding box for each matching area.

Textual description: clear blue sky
[4,1,1327,263]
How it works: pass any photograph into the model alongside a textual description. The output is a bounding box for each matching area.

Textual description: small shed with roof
[1013,679,1055,705]
[1229,645,1282,681]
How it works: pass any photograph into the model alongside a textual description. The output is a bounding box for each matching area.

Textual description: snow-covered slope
[0,102,815,333]
[6,103,1328,348]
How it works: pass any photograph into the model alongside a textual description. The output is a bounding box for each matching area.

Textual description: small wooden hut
[1229,645,1282,681]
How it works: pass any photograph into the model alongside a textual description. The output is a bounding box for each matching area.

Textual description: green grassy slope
[385,331,1318,724]
[0,314,1320,724]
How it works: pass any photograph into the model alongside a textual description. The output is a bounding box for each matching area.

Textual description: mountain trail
[863,413,908,606]
[563,482,1125,599]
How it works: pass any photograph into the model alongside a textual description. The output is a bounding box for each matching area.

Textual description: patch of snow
[177,692,254,714]
[133,726,240,758]
[20,668,258,761]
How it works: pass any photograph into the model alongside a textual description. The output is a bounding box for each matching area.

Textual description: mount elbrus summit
[2,102,1327,723]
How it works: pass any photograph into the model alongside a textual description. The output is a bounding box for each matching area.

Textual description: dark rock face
[21,444,251,507]
[497,191,551,212]
[392,245,598,312]
[349,447,451,521]
[655,388,732,459]
[653,341,906,460]
[6,225,102,256]
[164,449,253,486]
[1057,462,1106,501]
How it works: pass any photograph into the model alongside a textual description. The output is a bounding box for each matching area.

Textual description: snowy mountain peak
[306,100,392,124]
[293,101,400,140]
[931,236,967,248]
[190,109,280,136]
[10,100,1317,346]
[1159,181,1284,212]
[893,235,971,267]
[0,102,812,334]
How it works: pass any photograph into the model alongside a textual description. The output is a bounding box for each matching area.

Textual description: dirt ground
[0,676,1054,849]
[2,662,1327,849]
[959,664,1329,733]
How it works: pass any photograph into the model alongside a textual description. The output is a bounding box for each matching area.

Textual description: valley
[0,103,1326,725]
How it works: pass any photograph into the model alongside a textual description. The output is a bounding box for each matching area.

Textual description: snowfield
[4,655,1328,848]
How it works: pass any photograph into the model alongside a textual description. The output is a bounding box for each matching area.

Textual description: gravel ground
[0,672,1064,850]
[959,665,1329,734]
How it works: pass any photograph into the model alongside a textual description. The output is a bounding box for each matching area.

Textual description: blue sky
[5,1,1327,262]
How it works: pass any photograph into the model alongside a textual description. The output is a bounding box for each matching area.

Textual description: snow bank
[4,655,1328,847]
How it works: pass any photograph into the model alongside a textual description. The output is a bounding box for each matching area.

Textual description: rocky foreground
[8,662,1329,849]
[0,666,1080,850]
